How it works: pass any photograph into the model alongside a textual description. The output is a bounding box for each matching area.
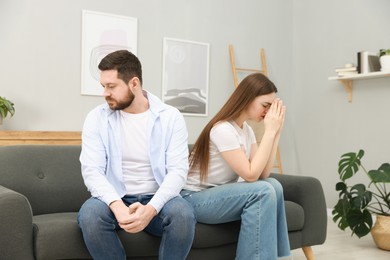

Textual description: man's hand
[109,200,133,225]
[121,203,157,233]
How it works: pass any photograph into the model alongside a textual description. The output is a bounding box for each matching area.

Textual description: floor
[291,217,389,260]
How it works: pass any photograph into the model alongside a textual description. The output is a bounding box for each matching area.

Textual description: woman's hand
[264,99,285,136]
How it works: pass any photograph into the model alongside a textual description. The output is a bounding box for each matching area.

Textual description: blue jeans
[78,195,196,260]
[181,178,290,260]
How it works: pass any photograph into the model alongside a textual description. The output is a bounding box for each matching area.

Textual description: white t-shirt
[184,120,256,191]
[120,110,159,195]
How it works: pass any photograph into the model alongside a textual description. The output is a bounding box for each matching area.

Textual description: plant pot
[379,55,390,72]
[371,215,390,251]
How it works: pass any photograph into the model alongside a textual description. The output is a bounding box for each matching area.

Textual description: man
[78,50,196,260]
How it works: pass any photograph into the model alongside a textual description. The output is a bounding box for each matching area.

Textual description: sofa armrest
[270,173,327,246]
[0,185,35,260]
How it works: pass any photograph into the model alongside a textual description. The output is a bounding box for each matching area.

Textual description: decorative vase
[379,55,390,72]
[370,215,390,251]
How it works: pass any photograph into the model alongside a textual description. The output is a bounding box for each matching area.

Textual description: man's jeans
[78,195,196,260]
[181,178,291,260]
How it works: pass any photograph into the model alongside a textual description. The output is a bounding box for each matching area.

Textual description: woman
[181,73,291,260]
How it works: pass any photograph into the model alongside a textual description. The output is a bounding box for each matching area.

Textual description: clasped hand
[112,201,157,233]
[264,98,286,135]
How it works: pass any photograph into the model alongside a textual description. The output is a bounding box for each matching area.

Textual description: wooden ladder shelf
[229,44,283,174]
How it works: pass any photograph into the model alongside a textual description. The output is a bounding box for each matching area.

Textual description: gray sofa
[0,145,327,260]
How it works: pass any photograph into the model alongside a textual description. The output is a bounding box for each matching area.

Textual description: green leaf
[335,181,347,191]
[379,49,390,57]
[335,182,348,199]
[349,184,372,209]
[338,150,364,181]
[368,163,390,183]
[3,101,15,116]
[332,199,351,230]
[0,107,5,118]
[347,209,372,238]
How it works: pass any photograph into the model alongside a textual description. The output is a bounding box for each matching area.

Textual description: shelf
[328,71,390,102]
[0,131,81,146]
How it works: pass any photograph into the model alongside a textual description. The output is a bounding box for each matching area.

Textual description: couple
[78,50,291,260]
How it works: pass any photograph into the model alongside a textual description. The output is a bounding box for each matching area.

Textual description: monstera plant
[332,149,390,239]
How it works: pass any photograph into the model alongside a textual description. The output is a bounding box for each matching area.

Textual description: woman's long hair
[189,73,278,182]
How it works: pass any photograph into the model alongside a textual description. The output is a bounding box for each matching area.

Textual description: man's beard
[106,90,135,110]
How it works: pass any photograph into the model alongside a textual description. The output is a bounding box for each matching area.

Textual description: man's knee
[78,197,113,230]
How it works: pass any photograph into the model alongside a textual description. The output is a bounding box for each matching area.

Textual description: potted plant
[379,49,390,72]
[332,149,390,250]
[0,96,15,124]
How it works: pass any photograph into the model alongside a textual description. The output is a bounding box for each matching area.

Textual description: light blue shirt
[79,90,189,213]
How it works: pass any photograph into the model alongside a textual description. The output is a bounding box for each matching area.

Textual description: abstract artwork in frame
[162,38,210,116]
[81,10,137,96]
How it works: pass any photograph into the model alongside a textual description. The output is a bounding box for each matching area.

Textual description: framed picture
[81,10,137,96]
[162,38,210,116]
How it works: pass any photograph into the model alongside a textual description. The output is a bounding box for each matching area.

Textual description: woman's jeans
[78,195,196,260]
[181,178,291,260]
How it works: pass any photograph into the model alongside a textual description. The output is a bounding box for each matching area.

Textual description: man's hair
[98,50,143,85]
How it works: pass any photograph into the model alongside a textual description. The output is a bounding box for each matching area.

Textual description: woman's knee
[243,181,276,201]
[162,197,196,225]
[263,178,284,196]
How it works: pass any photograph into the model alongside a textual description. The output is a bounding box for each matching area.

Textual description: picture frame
[81,10,137,96]
[162,37,210,116]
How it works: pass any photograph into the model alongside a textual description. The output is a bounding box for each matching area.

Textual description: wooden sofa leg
[302,246,315,260]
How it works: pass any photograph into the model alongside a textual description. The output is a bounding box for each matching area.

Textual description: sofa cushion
[33,213,163,259]
[33,213,242,259]
[33,213,91,260]
[32,202,303,259]
[191,221,240,248]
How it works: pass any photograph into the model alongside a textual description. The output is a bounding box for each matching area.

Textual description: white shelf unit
[328,71,390,102]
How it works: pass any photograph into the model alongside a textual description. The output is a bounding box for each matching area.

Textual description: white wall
[1,0,389,209]
[0,0,293,140]
[0,0,295,172]
[292,0,390,208]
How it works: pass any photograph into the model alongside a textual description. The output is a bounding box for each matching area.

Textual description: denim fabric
[78,196,195,260]
[181,178,290,260]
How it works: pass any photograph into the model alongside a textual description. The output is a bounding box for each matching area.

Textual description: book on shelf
[335,67,357,73]
[334,64,357,76]
[337,71,358,76]
[357,51,381,74]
